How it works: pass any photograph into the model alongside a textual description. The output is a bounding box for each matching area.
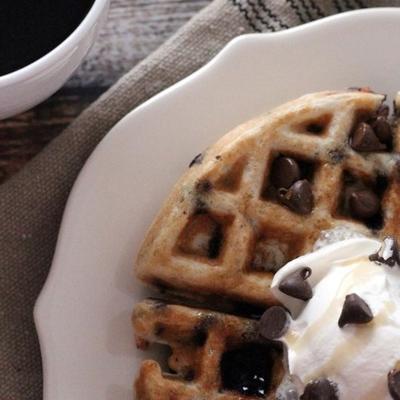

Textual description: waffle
[136,90,400,308]
[133,299,284,399]
[133,90,400,399]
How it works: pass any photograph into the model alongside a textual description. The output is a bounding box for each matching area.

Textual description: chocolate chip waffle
[133,299,284,399]
[133,90,400,399]
[136,90,400,308]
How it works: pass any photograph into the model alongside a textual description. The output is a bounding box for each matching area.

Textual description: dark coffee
[0,0,95,76]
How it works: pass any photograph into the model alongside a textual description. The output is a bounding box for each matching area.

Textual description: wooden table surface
[0,0,211,184]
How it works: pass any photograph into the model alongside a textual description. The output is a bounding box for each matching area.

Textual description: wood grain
[0,0,211,183]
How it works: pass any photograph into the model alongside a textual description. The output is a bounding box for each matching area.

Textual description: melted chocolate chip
[376,174,389,196]
[372,116,392,143]
[388,369,400,400]
[349,188,380,219]
[339,172,387,229]
[189,153,203,167]
[306,123,324,134]
[338,293,373,328]
[278,267,313,301]
[192,328,208,347]
[208,223,223,259]
[278,180,314,215]
[370,236,400,267]
[220,343,274,397]
[351,122,386,152]
[271,157,301,189]
[259,306,290,340]
[184,369,196,381]
[301,378,338,400]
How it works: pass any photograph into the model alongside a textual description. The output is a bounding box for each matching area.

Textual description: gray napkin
[0,0,396,398]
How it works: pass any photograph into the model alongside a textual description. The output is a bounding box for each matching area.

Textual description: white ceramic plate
[35,8,400,400]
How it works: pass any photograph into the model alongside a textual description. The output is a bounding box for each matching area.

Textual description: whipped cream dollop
[271,237,400,400]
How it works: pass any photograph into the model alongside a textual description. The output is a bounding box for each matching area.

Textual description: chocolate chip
[271,157,301,189]
[259,306,290,340]
[370,236,400,267]
[372,116,392,144]
[189,153,203,167]
[278,180,314,215]
[388,369,400,400]
[279,267,313,301]
[349,188,380,219]
[301,378,338,400]
[351,122,386,152]
[338,293,373,327]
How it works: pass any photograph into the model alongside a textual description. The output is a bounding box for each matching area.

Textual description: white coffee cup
[0,0,110,120]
